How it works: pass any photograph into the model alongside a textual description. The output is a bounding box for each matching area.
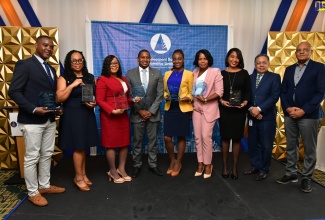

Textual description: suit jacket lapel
[32,56,55,87]
[295,60,313,87]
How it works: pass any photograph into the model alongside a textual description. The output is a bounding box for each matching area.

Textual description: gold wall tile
[0,27,62,169]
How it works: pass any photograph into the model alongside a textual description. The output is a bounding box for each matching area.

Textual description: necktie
[43,62,54,86]
[256,74,262,88]
[141,69,147,92]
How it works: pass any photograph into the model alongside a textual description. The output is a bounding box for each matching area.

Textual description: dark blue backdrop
[91,21,228,154]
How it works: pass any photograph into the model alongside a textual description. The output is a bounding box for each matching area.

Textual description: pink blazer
[193,67,224,122]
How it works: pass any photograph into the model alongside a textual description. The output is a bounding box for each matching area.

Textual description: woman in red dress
[96,55,132,183]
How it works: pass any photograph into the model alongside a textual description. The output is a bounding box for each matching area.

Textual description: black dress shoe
[132,167,141,178]
[301,178,312,193]
[255,173,267,181]
[243,168,259,175]
[148,167,163,176]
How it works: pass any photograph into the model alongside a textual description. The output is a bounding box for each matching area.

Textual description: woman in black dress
[219,48,251,180]
[57,50,99,191]
[163,49,193,176]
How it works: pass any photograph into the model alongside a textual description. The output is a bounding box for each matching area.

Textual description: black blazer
[8,55,57,124]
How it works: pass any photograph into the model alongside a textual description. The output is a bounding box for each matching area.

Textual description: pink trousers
[192,110,216,164]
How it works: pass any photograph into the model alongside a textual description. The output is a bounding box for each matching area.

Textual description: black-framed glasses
[71,59,84,64]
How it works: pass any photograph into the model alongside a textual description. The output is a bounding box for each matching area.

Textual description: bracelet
[204,98,207,103]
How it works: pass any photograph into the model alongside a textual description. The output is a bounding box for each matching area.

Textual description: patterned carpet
[0,170,27,220]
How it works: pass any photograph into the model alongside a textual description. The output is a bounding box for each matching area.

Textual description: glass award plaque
[131,82,147,109]
[229,90,242,106]
[38,90,60,110]
[192,81,207,97]
[113,93,129,110]
[165,85,181,101]
[131,82,146,99]
[82,84,94,102]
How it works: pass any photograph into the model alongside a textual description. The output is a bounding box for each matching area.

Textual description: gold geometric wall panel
[268,32,325,160]
[0,26,62,169]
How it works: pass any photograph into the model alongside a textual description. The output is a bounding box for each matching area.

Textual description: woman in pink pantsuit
[192,49,224,179]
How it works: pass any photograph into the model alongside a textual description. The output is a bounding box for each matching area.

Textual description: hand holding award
[38,90,61,110]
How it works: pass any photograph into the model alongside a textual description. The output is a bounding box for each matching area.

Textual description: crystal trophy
[113,93,129,110]
[229,90,242,106]
[38,90,60,110]
[82,84,94,103]
[192,81,208,97]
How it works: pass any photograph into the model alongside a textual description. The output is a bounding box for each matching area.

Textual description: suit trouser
[132,120,159,168]
[284,116,319,179]
[248,119,276,173]
[192,111,216,164]
[19,119,56,196]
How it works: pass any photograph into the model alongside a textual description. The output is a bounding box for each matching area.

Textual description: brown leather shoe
[28,193,48,207]
[39,185,65,194]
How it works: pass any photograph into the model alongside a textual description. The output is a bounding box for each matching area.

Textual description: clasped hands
[249,107,263,120]
[286,107,305,119]
[138,109,152,121]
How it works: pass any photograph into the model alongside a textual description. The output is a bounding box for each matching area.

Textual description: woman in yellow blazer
[163,49,194,177]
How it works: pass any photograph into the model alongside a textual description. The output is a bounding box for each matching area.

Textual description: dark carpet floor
[7,152,325,220]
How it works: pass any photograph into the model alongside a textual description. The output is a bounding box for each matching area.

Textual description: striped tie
[43,62,54,86]
[256,74,262,88]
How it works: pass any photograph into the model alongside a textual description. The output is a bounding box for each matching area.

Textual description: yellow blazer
[164,69,194,112]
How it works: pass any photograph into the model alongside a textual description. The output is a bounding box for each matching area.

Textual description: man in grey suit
[126,49,164,178]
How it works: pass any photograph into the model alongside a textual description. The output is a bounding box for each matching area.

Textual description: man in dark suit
[8,36,65,206]
[276,41,325,193]
[244,54,281,181]
[126,49,164,178]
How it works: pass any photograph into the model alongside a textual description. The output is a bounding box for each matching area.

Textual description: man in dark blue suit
[244,54,281,181]
[8,36,65,206]
[276,42,325,193]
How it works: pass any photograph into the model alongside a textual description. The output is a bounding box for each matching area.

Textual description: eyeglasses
[71,59,84,64]
[110,62,119,66]
[296,48,310,53]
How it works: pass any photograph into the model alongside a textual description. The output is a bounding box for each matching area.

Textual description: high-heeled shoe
[74,178,90,191]
[203,165,213,179]
[231,168,238,180]
[194,166,204,176]
[171,165,182,177]
[107,172,125,183]
[117,169,132,181]
[83,175,93,186]
[221,170,229,179]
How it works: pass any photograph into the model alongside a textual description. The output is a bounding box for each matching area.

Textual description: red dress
[96,75,132,148]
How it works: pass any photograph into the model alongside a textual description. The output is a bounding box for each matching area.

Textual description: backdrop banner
[91,21,228,154]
